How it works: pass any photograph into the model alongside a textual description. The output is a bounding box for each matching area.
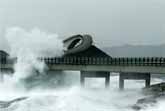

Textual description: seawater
[0,73,164,111]
[1,27,165,111]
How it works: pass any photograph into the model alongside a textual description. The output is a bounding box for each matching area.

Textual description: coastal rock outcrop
[132,82,165,110]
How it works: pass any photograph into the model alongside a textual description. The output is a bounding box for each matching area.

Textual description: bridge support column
[119,72,151,90]
[0,73,4,82]
[119,74,124,90]
[80,72,85,86]
[0,68,4,82]
[145,74,151,88]
[46,70,66,85]
[105,74,110,87]
[80,71,110,88]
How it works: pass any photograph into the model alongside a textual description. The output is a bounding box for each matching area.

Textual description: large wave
[4,27,65,89]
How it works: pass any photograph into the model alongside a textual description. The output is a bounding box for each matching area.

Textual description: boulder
[132,82,165,110]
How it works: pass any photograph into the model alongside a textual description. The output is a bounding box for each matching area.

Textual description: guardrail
[0,57,7,64]
[1,57,165,66]
[41,57,165,66]
[40,57,112,65]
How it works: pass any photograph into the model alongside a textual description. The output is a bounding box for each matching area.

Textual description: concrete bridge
[1,56,165,89]
[1,34,165,89]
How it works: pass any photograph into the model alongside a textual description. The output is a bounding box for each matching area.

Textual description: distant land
[102,44,165,57]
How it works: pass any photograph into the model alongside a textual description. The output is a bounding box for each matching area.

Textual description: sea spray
[0,76,150,111]
[5,27,64,57]
[0,27,165,111]
[5,27,64,89]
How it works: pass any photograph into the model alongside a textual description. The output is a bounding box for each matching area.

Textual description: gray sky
[1,0,165,50]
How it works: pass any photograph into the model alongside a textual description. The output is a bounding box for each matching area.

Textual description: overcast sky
[1,0,165,50]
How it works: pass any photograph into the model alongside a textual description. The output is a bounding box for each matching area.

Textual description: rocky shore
[132,82,165,110]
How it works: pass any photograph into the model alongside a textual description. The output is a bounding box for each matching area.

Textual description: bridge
[1,56,165,89]
[1,34,165,89]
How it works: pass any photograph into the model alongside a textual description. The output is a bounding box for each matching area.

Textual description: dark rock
[0,97,28,109]
[132,96,157,110]
[137,96,157,104]
[143,82,165,95]
[132,105,142,110]
[132,82,165,110]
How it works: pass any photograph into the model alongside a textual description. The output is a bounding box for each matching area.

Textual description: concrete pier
[119,72,151,90]
[46,70,66,85]
[80,71,110,87]
[0,69,11,82]
[0,73,4,82]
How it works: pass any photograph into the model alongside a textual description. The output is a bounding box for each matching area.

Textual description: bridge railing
[40,57,112,65]
[39,57,165,66]
[1,57,165,66]
[0,57,7,64]
[111,57,165,66]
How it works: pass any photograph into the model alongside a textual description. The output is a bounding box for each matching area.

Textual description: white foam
[0,27,165,111]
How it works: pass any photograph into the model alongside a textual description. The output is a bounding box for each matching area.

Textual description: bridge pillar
[0,73,4,82]
[46,70,66,85]
[119,74,124,90]
[80,72,85,86]
[145,74,151,88]
[119,72,151,90]
[0,68,4,82]
[80,71,110,87]
[105,74,110,87]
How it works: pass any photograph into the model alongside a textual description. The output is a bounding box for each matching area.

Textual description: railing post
[60,58,63,64]
[114,58,117,65]
[160,58,162,66]
[163,58,165,66]
[122,58,125,66]
[115,58,119,65]
[73,57,76,65]
[54,58,56,64]
[82,57,85,65]
[50,58,52,64]
[77,57,80,65]
[44,58,46,64]
[85,57,87,64]
[151,57,153,66]
[65,57,69,64]
[89,57,91,65]
[80,71,85,86]
[147,57,149,66]
[145,73,151,88]
[97,57,100,65]
[91,57,94,64]
[48,58,50,64]
[155,57,158,66]
[104,57,108,65]
[69,57,71,64]
[126,58,128,65]
[57,57,59,64]
[135,58,137,65]
[118,58,121,65]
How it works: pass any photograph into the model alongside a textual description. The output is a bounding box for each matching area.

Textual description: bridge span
[1,57,165,89]
[2,57,165,73]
